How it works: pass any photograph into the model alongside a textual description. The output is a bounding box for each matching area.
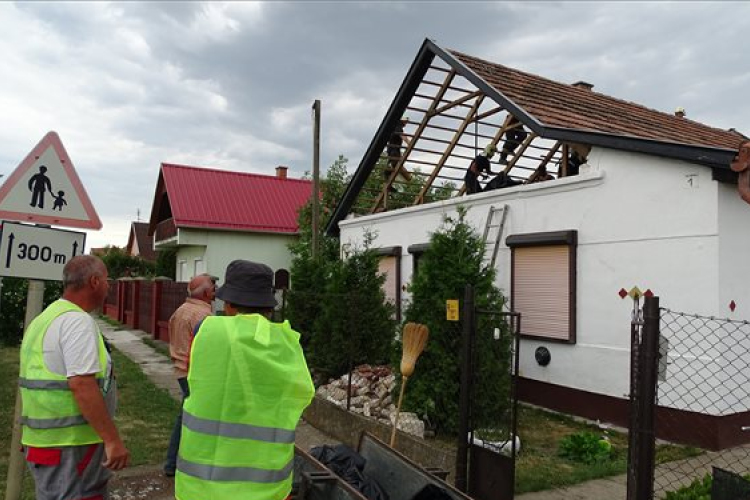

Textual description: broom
[390,322,429,447]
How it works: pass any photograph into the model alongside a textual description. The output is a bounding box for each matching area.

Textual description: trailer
[293,432,473,500]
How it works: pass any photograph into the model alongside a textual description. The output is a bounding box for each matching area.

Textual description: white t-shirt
[42,302,111,379]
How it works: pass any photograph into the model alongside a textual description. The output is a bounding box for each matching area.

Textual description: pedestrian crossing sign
[0,131,101,230]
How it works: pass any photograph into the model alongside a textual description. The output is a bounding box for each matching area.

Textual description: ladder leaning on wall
[482,204,508,269]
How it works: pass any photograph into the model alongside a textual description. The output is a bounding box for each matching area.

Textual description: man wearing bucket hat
[175,260,315,500]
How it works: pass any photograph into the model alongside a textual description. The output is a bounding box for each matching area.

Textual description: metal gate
[456,285,520,500]
[628,296,750,499]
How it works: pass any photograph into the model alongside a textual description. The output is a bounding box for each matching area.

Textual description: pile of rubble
[315,364,425,438]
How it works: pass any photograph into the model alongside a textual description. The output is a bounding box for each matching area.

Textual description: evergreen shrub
[401,207,512,434]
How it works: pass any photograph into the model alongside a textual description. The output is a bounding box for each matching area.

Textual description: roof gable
[126,222,156,261]
[150,163,312,234]
[326,39,744,236]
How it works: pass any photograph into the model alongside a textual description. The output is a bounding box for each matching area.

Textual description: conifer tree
[401,207,512,434]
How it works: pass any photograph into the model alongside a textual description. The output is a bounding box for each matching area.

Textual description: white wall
[339,147,733,407]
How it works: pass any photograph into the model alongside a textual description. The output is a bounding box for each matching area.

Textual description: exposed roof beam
[416,94,485,204]
[430,90,483,117]
[371,68,457,213]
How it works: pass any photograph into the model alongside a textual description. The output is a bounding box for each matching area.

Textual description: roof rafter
[372,68,457,213]
[416,94,486,204]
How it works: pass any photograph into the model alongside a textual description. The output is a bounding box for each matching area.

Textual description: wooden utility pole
[5,280,45,500]
[312,100,321,259]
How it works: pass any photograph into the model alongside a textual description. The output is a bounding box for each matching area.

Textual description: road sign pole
[5,279,45,500]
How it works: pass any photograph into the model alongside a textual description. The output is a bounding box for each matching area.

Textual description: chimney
[275,165,288,179]
[572,81,594,91]
[675,107,686,118]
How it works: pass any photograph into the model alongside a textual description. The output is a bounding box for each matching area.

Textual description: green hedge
[0,278,63,345]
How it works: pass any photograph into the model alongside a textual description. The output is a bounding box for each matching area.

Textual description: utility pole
[311,100,321,260]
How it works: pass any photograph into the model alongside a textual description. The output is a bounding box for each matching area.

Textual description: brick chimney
[275,166,288,179]
[572,81,594,91]
[675,107,686,118]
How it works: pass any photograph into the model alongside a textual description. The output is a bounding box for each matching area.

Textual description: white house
[327,39,748,448]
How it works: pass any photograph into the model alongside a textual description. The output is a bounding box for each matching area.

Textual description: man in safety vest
[19,255,129,500]
[176,259,314,500]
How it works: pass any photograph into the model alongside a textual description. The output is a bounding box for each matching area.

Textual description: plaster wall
[176,228,297,280]
[340,147,729,406]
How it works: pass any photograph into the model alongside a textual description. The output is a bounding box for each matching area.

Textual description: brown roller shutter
[513,245,571,341]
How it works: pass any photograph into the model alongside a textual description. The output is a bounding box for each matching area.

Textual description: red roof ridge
[160,162,312,185]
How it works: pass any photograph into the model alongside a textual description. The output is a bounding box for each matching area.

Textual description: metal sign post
[5,280,45,500]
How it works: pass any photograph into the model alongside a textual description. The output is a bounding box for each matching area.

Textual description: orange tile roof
[450,50,743,151]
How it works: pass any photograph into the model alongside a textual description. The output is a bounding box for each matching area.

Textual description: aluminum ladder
[482,204,508,268]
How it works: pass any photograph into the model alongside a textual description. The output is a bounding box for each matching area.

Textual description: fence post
[151,280,163,339]
[455,284,475,492]
[627,296,660,500]
[627,297,641,500]
[131,280,141,330]
[117,280,126,324]
[637,296,660,500]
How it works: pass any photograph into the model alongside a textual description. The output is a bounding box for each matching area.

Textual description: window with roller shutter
[375,246,402,321]
[507,230,577,343]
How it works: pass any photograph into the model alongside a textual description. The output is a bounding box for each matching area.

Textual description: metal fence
[456,285,520,500]
[653,308,750,497]
[627,297,750,499]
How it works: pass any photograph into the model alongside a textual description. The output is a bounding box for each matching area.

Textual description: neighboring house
[148,163,311,283]
[327,39,748,444]
[125,221,156,262]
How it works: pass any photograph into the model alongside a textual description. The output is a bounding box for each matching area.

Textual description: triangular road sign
[0,131,101,230]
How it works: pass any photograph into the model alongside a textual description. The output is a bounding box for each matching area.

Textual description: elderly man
[164,273,215,477]
[176,260,314,500]
[19,255,129,500]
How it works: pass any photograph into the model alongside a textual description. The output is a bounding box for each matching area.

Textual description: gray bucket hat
[215,260,277,309]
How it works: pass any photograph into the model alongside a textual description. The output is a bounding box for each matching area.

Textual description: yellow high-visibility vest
[19,299,108,447]
[176,314,314,500]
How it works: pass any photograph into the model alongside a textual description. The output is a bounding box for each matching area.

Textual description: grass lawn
[514,405,702,494]
[0,345,179,498]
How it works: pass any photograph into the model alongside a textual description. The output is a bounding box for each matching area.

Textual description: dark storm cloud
[0,1,748,248]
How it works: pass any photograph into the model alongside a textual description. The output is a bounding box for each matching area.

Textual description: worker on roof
[465,155,491,195]
[498,116,528,165]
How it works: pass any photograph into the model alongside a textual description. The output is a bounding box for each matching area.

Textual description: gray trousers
[25,443,111,500]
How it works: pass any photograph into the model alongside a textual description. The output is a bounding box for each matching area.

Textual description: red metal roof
[160,163,312,234]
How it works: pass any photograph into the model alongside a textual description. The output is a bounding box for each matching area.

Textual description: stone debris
[315,364,425,438]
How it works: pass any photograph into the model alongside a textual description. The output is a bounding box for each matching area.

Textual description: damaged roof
[326,39,744,236]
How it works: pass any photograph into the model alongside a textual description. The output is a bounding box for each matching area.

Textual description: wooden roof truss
[357,59,569,215]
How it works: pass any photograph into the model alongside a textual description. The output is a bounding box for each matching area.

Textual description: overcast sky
[1,1,748,250]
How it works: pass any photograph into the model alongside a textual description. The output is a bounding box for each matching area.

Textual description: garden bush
[558,431,613,464]
[0,278,63,345]
[288,156,396,378]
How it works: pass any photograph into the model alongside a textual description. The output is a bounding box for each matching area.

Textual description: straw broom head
[400,322,429,377]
